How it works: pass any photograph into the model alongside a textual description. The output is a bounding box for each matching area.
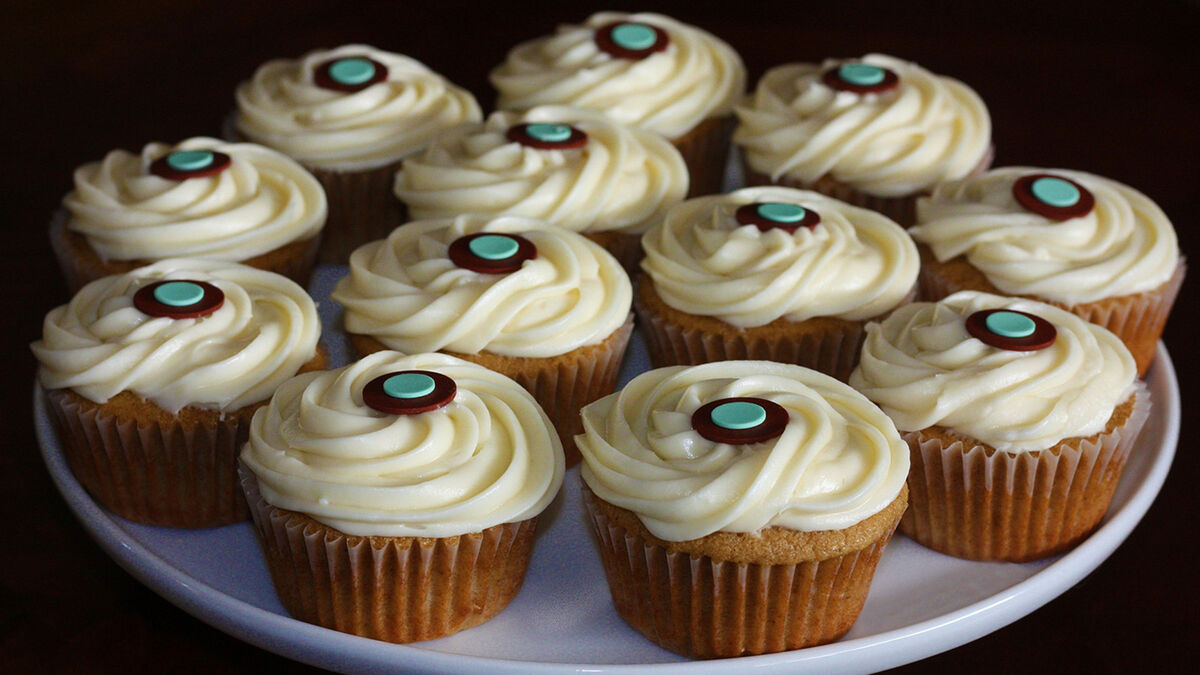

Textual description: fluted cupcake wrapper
[311,162,408,265]
[239,466,537,643]
[582,231,645,278]
[900,381,1151,562]
[672,115,736,198]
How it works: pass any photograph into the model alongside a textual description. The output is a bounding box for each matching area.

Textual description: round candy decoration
[149,150,232,181]
[965,309,1057,351]
[506,122,588,150]
[1012,173,1095,221]
[133,280,225,319]
[362,370,457,415]
[821,62,900,94]
[313,56,389,93]
[448,232,538,274]
[691,397,789,445]
[735,202,821,232]
[594,20,670,60]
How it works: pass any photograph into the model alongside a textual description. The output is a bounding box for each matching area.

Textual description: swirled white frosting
[63,137,326,262]
[490,12,746,139]
[910,167,1180,304]
[332,214,632,357]
[734,54,991,197]
[641,187,918,326]
[31,259,321,413]
[578,360,909,540]
[849,291,1136,452]
[240,351,564,537]
[394,107,688,235]
[235,44,482,171]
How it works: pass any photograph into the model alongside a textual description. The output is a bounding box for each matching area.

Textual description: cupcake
[577,360,909,658]
[31,259,325,527]
[850,291,1151,561]
[909,167,1184,376]
[637,186,918,381]
[331,213,634,465]
[238,351,564,643]
[394,106,689,272]
[233,44,482,263]
[734,54,993,225]
[51,137,326,293]
[490,12,746,197]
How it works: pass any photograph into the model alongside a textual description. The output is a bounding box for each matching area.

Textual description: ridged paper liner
[240,466,537,643]
[311,162,407,265]
[900,382,1151,562]
[582,231,645,277]
[672,115,736,198]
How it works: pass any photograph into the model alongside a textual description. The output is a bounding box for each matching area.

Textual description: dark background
[2,1,1196,672]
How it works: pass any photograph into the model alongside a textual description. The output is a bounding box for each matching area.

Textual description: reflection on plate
[34,267,1179,674]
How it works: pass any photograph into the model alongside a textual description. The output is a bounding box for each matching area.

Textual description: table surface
[3,2,1196,672]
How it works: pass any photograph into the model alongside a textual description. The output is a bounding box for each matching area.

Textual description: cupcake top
[640,186,918,327]
[578,360,909,540]
[734,54,991,197]
[394,106,688,235]
[332,213,632,357]
[909,167,1180,304]
[489,12,746,139]
[240,351,565,537]
[31,258,321,413]
[63,137,326,262]
[234,44,482,171]
[849,291,1137,452]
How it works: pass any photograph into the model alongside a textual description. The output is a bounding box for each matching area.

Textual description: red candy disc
[132,280,225,319]
[965,309,1057,352]
[148,151,232,181]
[1012,173,1095,221]
[362,370,457,415]
[735,203,821,232]
[312,56,389,93]
[447,233,538,274]
[505,123,588,150]
[594,21,670,60]
[691,397,789,445]
[821,64,900,95]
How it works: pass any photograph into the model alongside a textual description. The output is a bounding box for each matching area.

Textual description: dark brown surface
[3,1,1196,672]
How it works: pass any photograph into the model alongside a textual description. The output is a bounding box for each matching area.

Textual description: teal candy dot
[166,150,215,172]
[611,23,658,50]
[985,311,1037,338]
[329,58,377,85]
[153,281,205,307]
[469,234,520,260]
[756,202,807,223]
[382,373,436,399]
[839,63,886,86]
[1030,177,1081,207]
[711,401,767,430]
[525,123,573,143]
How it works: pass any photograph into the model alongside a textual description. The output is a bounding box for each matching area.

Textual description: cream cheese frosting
[490,12,746,139]
[734,54,991,197]
[235,44,482,171]
[910,167,1180,304]
[31,258,321,413]
[578,360,909,540]
[849,291,1137,452]
[240,351,565,538]
[332,214,633,357]
[641,187,918,326]
[63,137,326,262]
[394,106,688,234]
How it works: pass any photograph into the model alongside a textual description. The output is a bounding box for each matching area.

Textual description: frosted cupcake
[233,44,482,262]
[578,360,908,658]
[332,213,634,465]
[735,54,992,225]
[239,351,564,643]
[51,137,326,293]
[850,291,1151,561]
[638,186,918,380]
[32,259,324,527]
[490,12,745,197]
[909,167,1183,375]
[394,106,688,272]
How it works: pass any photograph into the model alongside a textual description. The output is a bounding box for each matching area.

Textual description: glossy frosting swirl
[910,167,1179,304]
[734,54,991,196]
[235,44,482,171]
[490,12,746,139]
[641,187,918,326]
[63,138,326,262]
[332,214,633,357]
[578,360,909,540]
[849,291,1136,452]
[240,351,564,537]
[394,107,688,234]
[31,259,321,413]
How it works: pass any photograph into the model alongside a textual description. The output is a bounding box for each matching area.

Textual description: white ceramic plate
[35,267,1179,674]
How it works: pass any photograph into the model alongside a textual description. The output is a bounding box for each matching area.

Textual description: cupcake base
[672,115,736,198]
[311,161,408,264]
[582,230,644,277]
